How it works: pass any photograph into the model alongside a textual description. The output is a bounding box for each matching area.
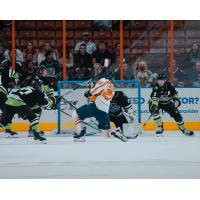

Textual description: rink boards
[0,87,200,132]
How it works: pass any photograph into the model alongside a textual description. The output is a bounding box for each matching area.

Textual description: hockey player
[0,67,19,136]
[72,75,128,142]
[0,79,55,142]
[149,73,194,136]
[18,65,59,137]
[109,91,135,132]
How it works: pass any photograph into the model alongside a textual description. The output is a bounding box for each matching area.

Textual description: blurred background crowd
[1,20,200,87]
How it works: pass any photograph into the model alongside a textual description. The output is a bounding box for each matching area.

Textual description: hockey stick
[59,109,101,134]
[126,113,153,139]
[61,96,100,128]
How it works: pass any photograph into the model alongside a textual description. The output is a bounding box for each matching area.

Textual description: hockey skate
[182,129,194,136]
[28,130,34,137]
[155,126,164,136]
[110,127,128,142]
[28,130,44,137]
[5,129,19,138]
[74,127,86,142]
[33,131,47,143]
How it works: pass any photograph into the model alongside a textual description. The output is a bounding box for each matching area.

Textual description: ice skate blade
[5,134,18,138]
[34,140,47,144]
[73,138,86,142]
[156,134,164,137]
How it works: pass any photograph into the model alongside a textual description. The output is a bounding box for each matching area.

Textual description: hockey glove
[88,81,95,89]
[150,104,158,113]
[84,90,92,98]
[174,99,181,108]
[50,96,61,110]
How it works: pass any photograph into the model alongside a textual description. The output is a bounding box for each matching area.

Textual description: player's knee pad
[33,107,42,118]
[152,113,160,120]
[30,117,39,126]
[30,117,40,132]
[171,110,183,122]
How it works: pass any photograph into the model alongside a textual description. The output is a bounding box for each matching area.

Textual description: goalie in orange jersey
[72,73,128,142]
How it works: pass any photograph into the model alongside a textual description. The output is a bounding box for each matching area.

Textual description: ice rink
[0,131,200,179]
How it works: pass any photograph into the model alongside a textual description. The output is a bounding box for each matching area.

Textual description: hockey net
[57,80,141,136]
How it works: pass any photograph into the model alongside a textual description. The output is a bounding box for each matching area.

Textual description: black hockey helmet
[31,77,44,93]
[157,73,166,81]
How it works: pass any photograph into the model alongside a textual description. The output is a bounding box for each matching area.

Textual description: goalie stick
[126,112,155,139]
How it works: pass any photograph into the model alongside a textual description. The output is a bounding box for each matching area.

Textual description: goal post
[57,80,141,134]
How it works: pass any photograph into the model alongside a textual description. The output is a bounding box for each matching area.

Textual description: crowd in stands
[1,20,200,87]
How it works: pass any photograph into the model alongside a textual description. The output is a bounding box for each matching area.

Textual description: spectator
[92,41,112,75]
[37,42,58,65]
[188,43,200,63]
[123,59,135,80]
[40,50,62,80]
[73,43,93,80]
[188,61,200,86]
[162,59,188,86]
[135,61,156,87]
[22,42,38,64]
[58,46,74,68]
[1,49,23,75]
[93,21,112,31]
[74,32,96,55]
[4,47,23,63]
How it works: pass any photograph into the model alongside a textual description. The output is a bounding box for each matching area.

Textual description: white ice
[0,131,200,178]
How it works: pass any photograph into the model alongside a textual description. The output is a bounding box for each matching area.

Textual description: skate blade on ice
[34,140,47,144]
[156,134,165,137]
[74,137,86,142]
[5,133,18,138]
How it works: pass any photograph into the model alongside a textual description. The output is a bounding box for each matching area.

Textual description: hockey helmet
[157,73,166,81]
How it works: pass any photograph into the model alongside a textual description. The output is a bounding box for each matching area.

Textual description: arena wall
[0,87,199,132]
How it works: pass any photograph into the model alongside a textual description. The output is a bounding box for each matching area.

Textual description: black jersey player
[109,91,135,132]
[0,79,55,142]
[0,67,19,136]
[149,73,194,136]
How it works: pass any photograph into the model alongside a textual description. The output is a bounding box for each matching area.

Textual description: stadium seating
[2,20,200,61]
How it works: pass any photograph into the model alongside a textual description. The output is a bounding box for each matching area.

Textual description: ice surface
[0,131,200,178]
